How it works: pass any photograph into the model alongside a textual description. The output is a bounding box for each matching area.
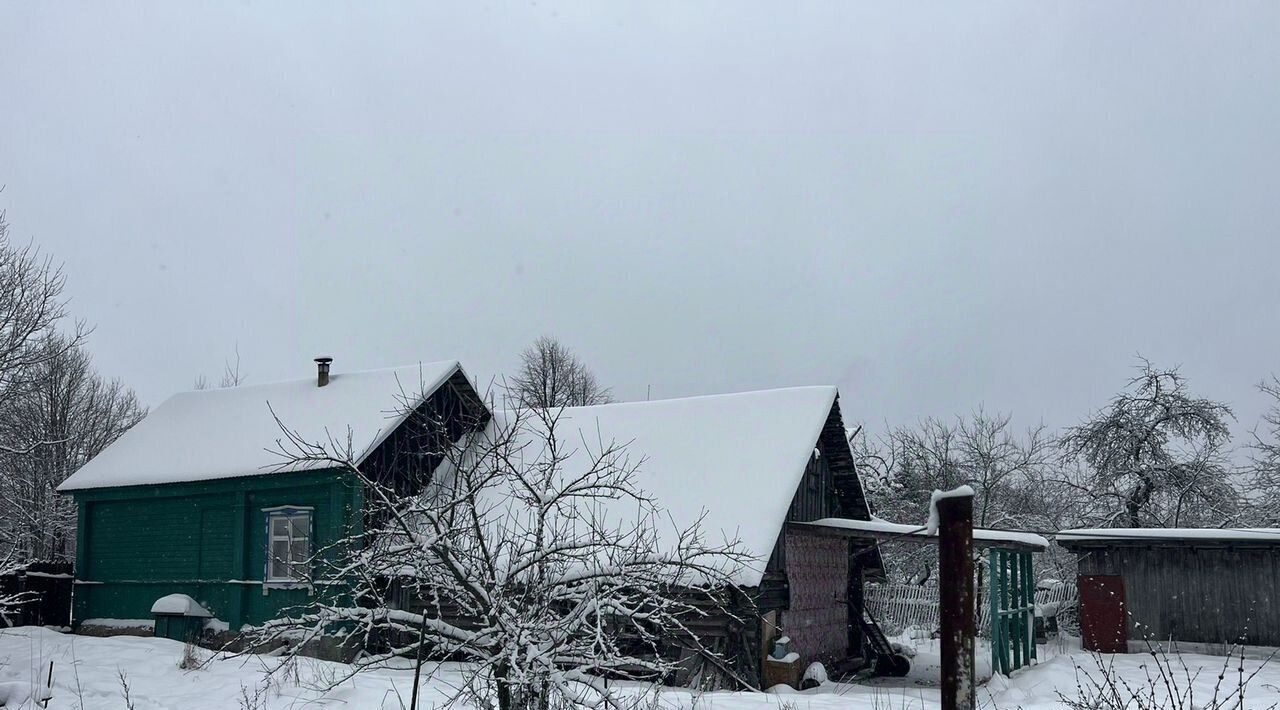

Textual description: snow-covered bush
[250,389,750,710]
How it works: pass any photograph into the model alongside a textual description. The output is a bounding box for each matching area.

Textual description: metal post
[996,549,1008,675]
[937,492,975,710]
[1023,552,1037,662]
[1010,549,1021,669]
[988,548,999,676]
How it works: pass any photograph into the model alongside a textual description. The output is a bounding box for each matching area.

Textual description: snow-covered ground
[3,627,1280,709]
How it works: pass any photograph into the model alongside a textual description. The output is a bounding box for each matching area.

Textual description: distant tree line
[852,357,1280,582]
[0,206,145,596]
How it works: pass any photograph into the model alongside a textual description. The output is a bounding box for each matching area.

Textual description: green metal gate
[988,548,1035,675]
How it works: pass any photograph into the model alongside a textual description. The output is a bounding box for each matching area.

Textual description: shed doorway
[1079,574,1127,653]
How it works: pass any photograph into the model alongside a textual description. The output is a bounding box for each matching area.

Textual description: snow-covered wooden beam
[789,516,1049,552]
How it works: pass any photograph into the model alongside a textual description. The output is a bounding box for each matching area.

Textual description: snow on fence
[864,583,944,636]
[863,581,1078,636]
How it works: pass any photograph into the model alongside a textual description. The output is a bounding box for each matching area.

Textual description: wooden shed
[1057,528,1280,653]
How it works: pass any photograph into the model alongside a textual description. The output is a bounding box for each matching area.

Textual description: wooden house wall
[72,469,363,630]
[360,370,490,497]
[1075,544,1280,647]
[763,434,842,577]
[748,400,873,673]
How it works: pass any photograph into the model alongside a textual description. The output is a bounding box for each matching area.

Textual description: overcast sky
[2,2,1279,438]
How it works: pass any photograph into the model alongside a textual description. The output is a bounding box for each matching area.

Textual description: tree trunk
[494,663,512,710]
[1126,474,1154,527]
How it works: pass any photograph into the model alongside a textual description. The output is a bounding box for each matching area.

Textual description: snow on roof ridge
[170,359,463,397]
[523,384,839,414]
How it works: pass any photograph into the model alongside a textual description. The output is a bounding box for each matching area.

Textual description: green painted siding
[72,470,364,630]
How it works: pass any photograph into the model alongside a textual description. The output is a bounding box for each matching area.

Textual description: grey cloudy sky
[2,2,1279,437]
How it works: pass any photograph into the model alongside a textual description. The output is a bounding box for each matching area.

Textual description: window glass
[265,508,312,584]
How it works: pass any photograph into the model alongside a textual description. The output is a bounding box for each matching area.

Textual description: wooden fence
[0,561,73,629]
[863,581,1078,637]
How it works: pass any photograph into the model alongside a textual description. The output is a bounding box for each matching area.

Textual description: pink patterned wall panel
[781,531,849,663]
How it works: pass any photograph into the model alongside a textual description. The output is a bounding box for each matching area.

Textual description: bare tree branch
[246,381,749,709]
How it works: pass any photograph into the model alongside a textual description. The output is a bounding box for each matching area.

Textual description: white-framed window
[263,506,313,586]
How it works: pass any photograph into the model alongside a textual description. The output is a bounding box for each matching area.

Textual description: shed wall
[1076,545,1280,647]
[780,531,849,663]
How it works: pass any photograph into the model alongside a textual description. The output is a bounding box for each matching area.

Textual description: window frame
[262,505,314,588]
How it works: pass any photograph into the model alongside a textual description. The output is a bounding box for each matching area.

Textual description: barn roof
[484,386,852,587]
[1057,527,1280,548]
[58,360,466,491]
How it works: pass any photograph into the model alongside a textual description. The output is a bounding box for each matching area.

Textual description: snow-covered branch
[249,383,750,710]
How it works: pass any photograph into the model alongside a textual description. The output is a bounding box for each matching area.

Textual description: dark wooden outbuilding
[1058,529,1280,652]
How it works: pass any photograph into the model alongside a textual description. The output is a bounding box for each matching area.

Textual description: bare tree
[1060,358,1237,528]
[0,546,25,623]
[194,344,247,390]
[0,207,104,616]
[1247,375,1280,525]
[509,336,612,408]
[853,411,1053,527]
[0,207,89,454]
[850,411,1058,582]
[0,335,146,564]
[248,384,748,710]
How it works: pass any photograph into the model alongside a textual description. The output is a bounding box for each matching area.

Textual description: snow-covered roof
[1056,528,1280,545]
[150,593,212,617]
[487,386,844,587]
[58,361,463,491]
[798,516,1050,551]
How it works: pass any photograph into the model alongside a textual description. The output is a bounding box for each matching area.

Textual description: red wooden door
[1079,575,1128,653]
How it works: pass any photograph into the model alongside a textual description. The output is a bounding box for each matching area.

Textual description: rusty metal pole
[938,492,975,710]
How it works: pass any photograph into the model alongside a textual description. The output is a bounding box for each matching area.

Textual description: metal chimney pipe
[315,357,332,387]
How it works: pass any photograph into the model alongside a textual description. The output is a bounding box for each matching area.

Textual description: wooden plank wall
[764,434,840,576]
[1076,545,1280,647]
[780,531,849,664]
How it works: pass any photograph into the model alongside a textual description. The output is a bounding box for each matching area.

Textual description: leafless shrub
[238,681,269,710]
[116,668,136,710]
[178,638,203,670]
[1060,643,1276,710]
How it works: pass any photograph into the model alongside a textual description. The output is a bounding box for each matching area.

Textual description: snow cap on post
[926,484,975,536]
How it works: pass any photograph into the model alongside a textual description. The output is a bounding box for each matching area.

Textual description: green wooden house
[57,359,486,632]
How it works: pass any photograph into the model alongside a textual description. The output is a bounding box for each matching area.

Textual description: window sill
[262,581,313,594]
